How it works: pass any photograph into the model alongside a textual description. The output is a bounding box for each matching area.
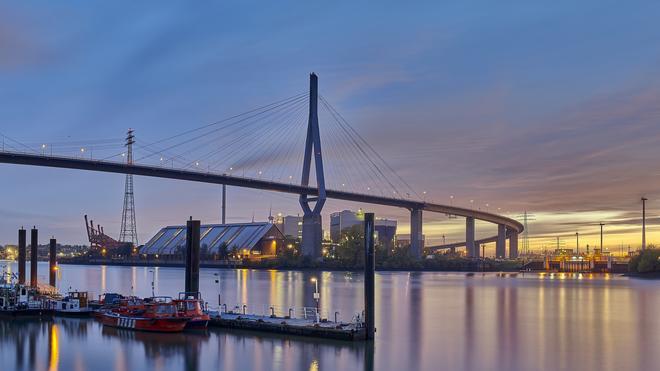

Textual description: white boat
[0,277,52,319]
[52,291,93,317]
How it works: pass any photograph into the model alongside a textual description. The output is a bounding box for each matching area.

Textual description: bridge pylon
[299,73,326,259]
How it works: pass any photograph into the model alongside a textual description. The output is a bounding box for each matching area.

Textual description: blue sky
[2,1,660,250]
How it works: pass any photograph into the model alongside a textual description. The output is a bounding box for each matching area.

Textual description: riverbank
[54,256,523,272]
[623,271,660,279]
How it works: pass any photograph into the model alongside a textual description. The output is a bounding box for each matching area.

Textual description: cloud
[0,9,41,69]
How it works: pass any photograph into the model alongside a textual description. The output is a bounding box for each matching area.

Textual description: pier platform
[208,312,366,341]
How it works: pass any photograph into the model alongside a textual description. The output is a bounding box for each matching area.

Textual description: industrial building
[140,222,284,259]
[273,214,303,240]
[375,219,397,252]
[330,209,397,250]
[396,234,426,250]
[330,209,366,242]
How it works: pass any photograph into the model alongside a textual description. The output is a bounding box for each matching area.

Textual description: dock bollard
[242,304,247,315]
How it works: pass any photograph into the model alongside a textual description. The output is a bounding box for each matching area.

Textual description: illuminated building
[140,222,284,259]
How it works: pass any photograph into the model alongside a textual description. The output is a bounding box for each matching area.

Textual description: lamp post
[576,232,579,255]
[311,277,320,322]
[642,197,647,251]
[214,272,221,306]
[599,223,605,254]
[149,269,155,297]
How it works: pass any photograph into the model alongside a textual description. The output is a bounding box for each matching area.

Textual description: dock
[208,312,366,341]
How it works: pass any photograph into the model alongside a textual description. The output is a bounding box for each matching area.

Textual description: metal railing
[208,302,363,325]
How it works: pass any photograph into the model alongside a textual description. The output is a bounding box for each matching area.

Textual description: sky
[2,1,660,254]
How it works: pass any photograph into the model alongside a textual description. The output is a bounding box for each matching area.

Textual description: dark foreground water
[1,262,660,371]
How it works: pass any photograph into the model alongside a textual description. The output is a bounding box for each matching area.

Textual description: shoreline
[47,260,604,274]
[4,259,648,276]
[54,259,522,273]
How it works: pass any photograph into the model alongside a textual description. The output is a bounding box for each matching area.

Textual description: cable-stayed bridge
[0,74,522,259]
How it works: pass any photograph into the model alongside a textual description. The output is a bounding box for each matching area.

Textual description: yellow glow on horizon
[394,208,655,252]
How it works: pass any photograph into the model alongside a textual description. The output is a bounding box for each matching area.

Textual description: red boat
[173,292,210,330]
[99,296,188,333]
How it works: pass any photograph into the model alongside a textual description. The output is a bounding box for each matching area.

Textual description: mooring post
[49,238,57,287]
[185,218,201,293]
[18,228,26,285]
[30,227,38,287]
[364,212,376,340]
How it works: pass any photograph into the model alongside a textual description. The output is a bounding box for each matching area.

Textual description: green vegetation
[628,246,660,274]
[245,225,523,272]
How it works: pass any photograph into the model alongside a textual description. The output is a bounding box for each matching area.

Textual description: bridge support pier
[299,73,326,260]
[410,208,423,259]
[466,217,476,258]
[301,213,323,259]
[509,230,518,259]
[496,224,506,259]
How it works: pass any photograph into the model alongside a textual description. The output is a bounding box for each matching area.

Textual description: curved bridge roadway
[0,152,523,258]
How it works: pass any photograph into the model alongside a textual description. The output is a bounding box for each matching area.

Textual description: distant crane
[84,215,131,254]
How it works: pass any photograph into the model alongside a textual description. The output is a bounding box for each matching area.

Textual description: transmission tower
[514,211,535,255]
[119,129,138,246]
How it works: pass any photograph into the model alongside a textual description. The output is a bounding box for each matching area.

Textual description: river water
[1,262,660,371]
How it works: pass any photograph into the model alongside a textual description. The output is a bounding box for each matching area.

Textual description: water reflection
[102,327,209,371]
[2,265,660,371]
[0,320,56,371]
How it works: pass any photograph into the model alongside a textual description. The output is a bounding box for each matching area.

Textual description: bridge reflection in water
[2,266,660,371]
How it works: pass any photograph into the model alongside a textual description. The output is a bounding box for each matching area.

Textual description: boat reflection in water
[0,319,60,371]
[4,266,659,371]
[102,325,210,370]
[0,317,373,371]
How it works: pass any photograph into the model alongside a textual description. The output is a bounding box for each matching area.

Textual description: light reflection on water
[1,262,660,371]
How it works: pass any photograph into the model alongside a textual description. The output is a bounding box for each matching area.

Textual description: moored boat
[89,292,125,310]
[52,291,93,317]
[173,292,210,330]
[1,279,53,319]
[99,296,188,332]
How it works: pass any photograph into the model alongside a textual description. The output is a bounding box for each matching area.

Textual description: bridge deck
[0,152,523,242]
